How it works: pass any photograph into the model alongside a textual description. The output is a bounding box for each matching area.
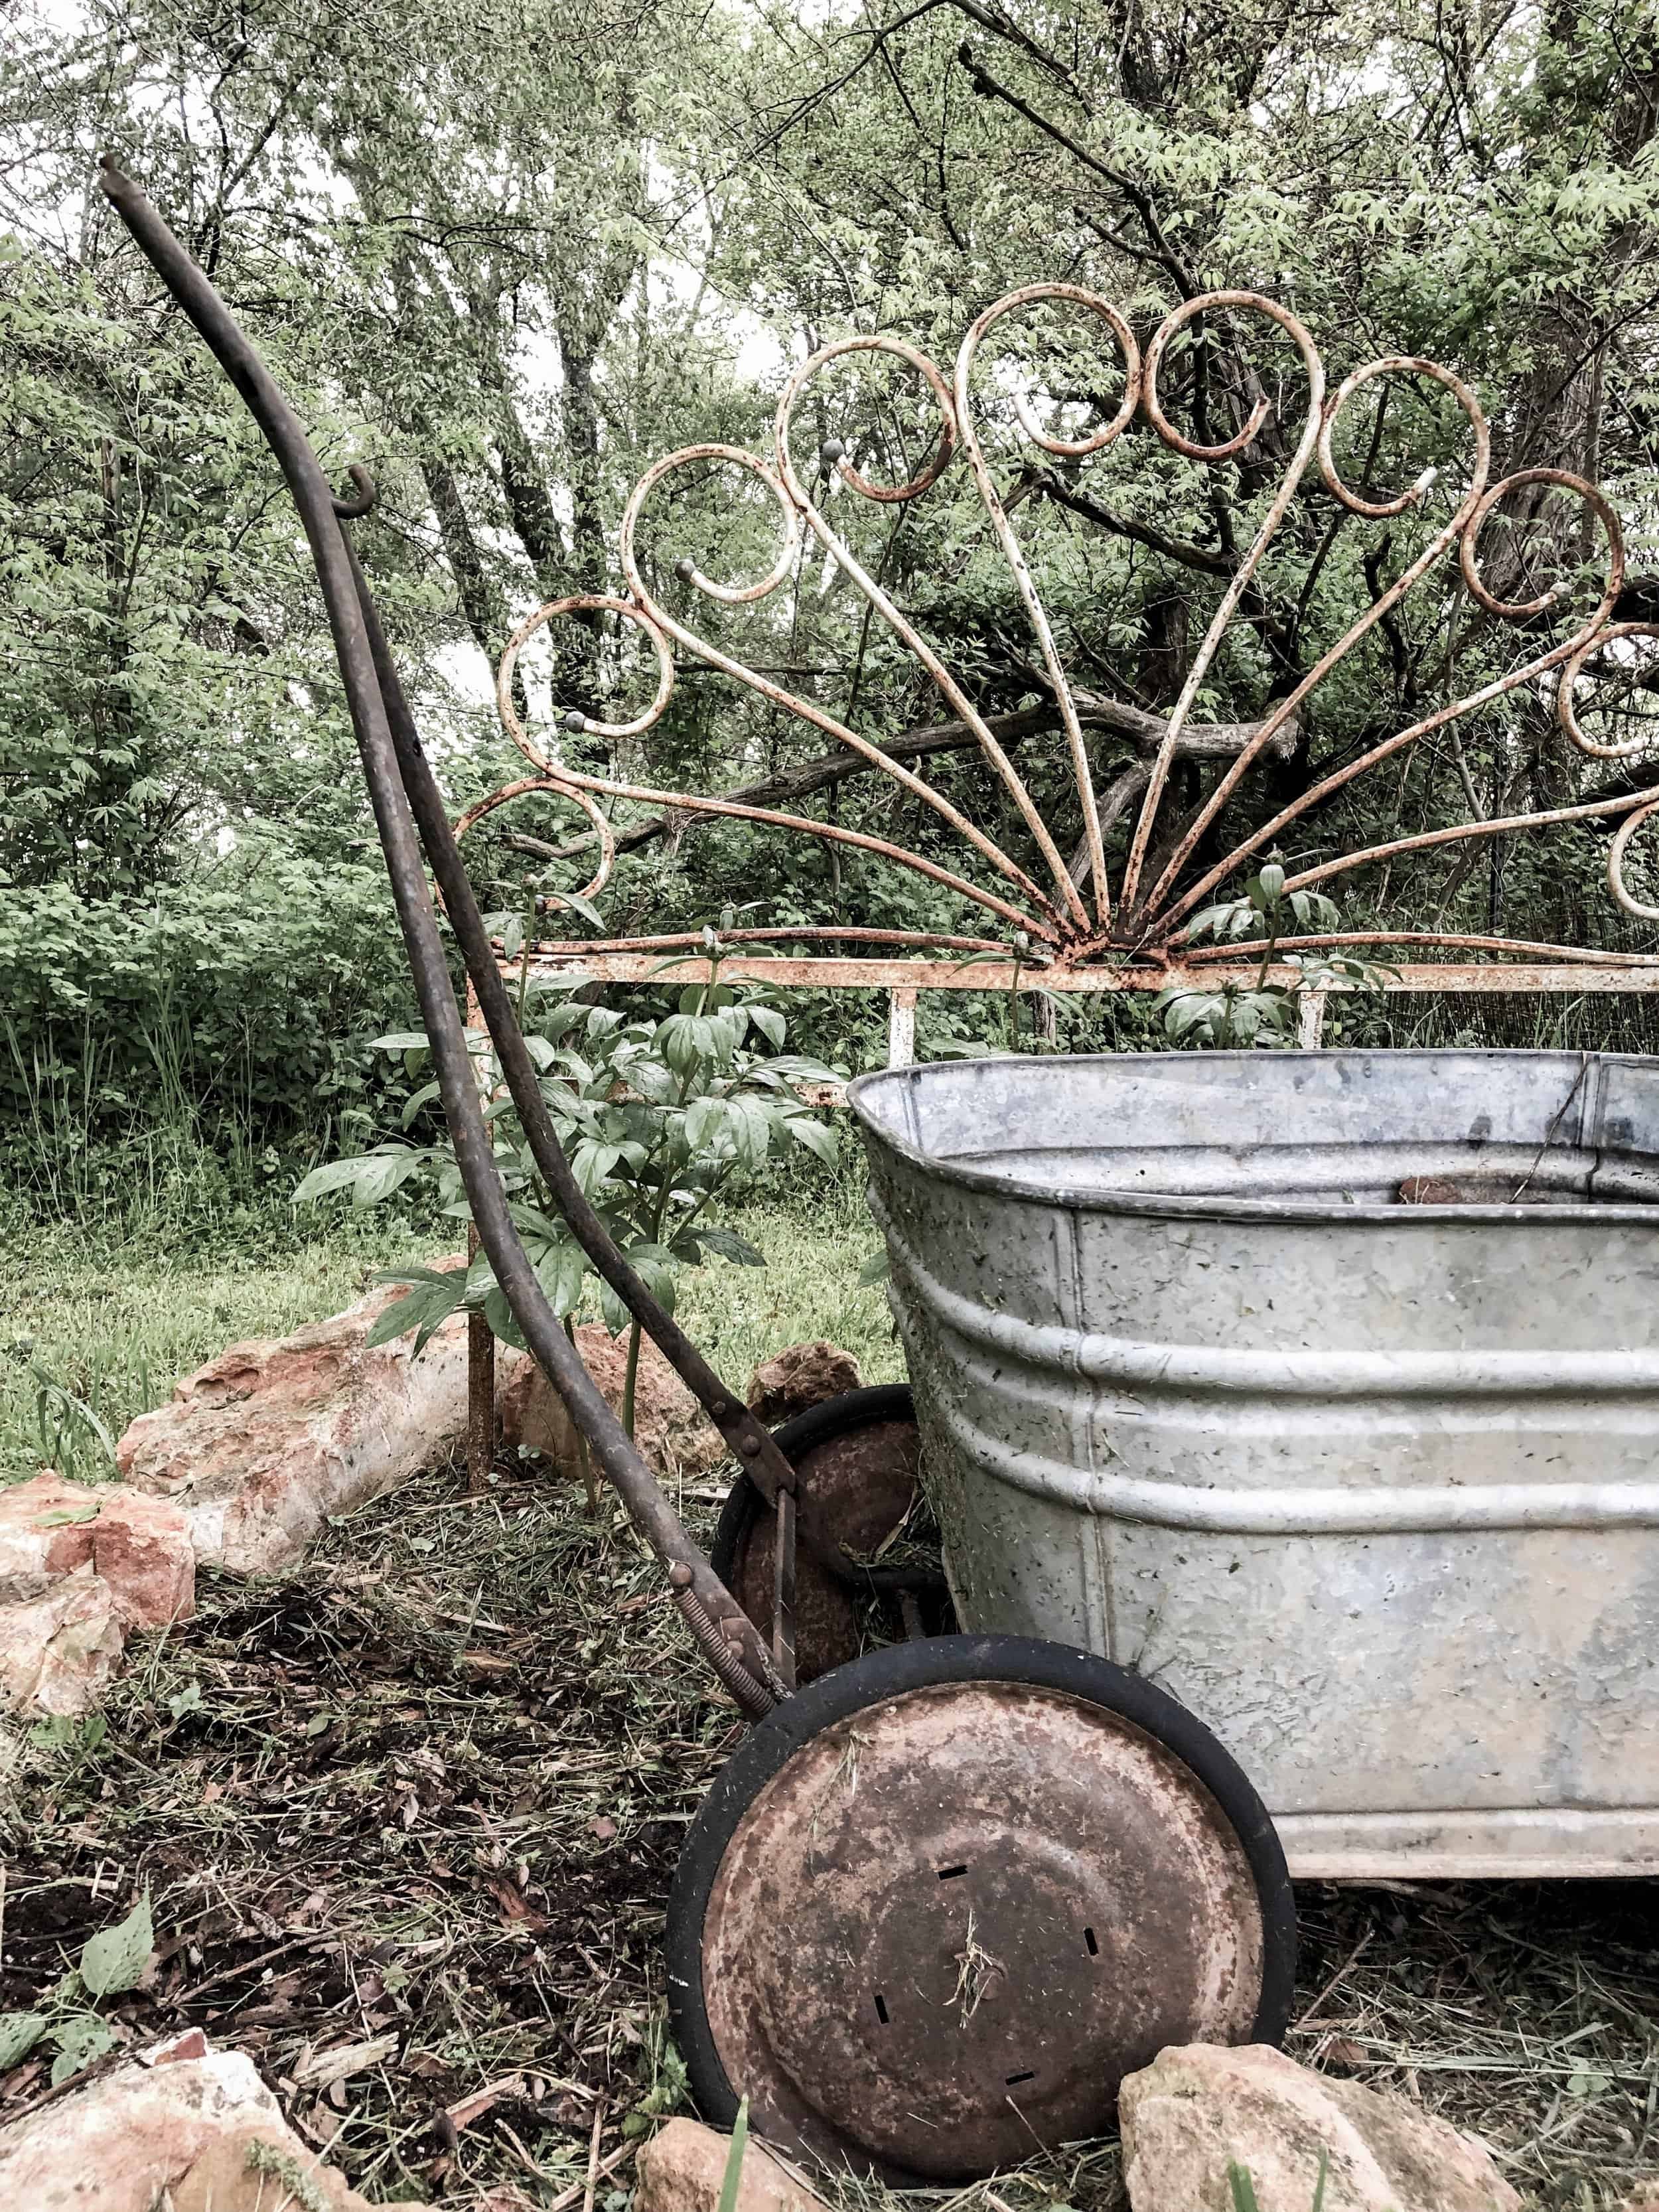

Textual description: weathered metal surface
[460,285,1652,976]
[701,1679,1262,2177]
[850,1049,1659,1880]
[516,950,1659,992]
[727,1416,922,1682]
[98,161,796,1714]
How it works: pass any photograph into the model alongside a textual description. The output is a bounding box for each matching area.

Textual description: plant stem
[516,895,536,1022]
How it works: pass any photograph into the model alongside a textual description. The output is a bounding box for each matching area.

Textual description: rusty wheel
[711,1385,945,1683]
[667,1635,1294,2183]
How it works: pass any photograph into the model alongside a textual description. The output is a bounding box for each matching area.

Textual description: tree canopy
[5,0,1659,1110]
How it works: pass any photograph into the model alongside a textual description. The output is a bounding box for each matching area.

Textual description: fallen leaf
[589,1817,616,1843]
[290,2033,398,2091]
[484,1878,549,1931]
[447,2071,528,2132]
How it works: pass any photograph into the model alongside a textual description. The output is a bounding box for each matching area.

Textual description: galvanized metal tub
[848,1050,1659,1881]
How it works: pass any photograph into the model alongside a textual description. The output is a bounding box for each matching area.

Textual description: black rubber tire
[666,1632,1297,2174]
[709,1382,921,1593]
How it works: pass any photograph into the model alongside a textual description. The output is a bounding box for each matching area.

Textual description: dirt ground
[1,1449,1655,2209]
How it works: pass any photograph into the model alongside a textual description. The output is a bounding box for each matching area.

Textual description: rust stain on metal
[506,952,1659,997]
[700,1681,1262,2179]
[447,287,1641,982]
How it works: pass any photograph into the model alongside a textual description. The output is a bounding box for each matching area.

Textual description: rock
[498,1323,723,1481]
[115,1260,474,1574]
[1119,2043,1519,2212]
[745,1341,861,1426]
[0,1566,125,1716]
[0,1472,193,1627]
[0,2042,425,2211]
[0,1475,192,1718]
[635,2118,830,2212]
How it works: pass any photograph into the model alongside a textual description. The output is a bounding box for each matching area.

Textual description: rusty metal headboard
[464,285,1659,982]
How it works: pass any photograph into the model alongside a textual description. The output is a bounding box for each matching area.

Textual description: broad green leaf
[351,1151,421,1207]
[401,1080,443,1129]
[292,1156,375,1202]
[786,1116,837,1167]
[534,1240,588,1317]
[546,889,606,932]
[598,1278,630,1336]
[0,2014,47,2071]
[483,1287,527,1350]
[78,1893,153,1998]
[696,1226,765,1267]
[49,2014,117,2085]
[684,1095,727,1151]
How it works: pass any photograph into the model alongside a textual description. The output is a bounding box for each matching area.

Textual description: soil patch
[1,1451,1654,2209]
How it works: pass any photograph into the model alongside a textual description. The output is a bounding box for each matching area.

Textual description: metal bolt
[820,437,845,465]
[738,1433,762,1456]
[562,709,585,734]
[721,1615,747,1645]
[668,1562,693,1589]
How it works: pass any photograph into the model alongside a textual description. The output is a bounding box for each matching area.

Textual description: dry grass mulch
[0,1450,1655,2209]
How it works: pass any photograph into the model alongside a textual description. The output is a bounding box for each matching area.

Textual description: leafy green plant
[295,940,841,1438]
[1157,868,1394,1048]
[0,1893,154,2085]
[29,1366,117,1482]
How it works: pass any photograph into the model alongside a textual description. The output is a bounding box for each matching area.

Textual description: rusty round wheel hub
[719,1389,926,1682]
[672,1641,1289,2182]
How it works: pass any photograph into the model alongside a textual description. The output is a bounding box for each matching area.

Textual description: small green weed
[0,1892,155,2085]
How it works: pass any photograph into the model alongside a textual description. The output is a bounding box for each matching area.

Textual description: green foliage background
[5,0,1659,1215]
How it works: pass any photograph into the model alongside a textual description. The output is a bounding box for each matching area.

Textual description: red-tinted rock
[745,1341,862,1426]
[498,1323,722,1483]
[116,1260,472,1574]
[634,2118,828,2212]
[0,1567,125,1716]
[1119,2043,1519,2212]
[0,1473,191,1717]
[0,2044,425,2209]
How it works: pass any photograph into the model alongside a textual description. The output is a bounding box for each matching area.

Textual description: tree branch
[955,44,1199,298]
[502,696,1299,869]
[1034,469,1234,576]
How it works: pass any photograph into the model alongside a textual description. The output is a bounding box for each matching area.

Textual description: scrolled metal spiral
[439,285,1646,972]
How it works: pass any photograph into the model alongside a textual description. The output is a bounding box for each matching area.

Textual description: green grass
[0,1169,899,1489]
[0,1218,428,1485]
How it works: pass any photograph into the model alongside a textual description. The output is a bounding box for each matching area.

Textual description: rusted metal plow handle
[94,158,797,1713]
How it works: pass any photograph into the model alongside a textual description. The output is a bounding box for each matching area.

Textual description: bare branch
[503,696,1299,869]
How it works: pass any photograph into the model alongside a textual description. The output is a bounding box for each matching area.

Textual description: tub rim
[846,1047,1659,1229]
